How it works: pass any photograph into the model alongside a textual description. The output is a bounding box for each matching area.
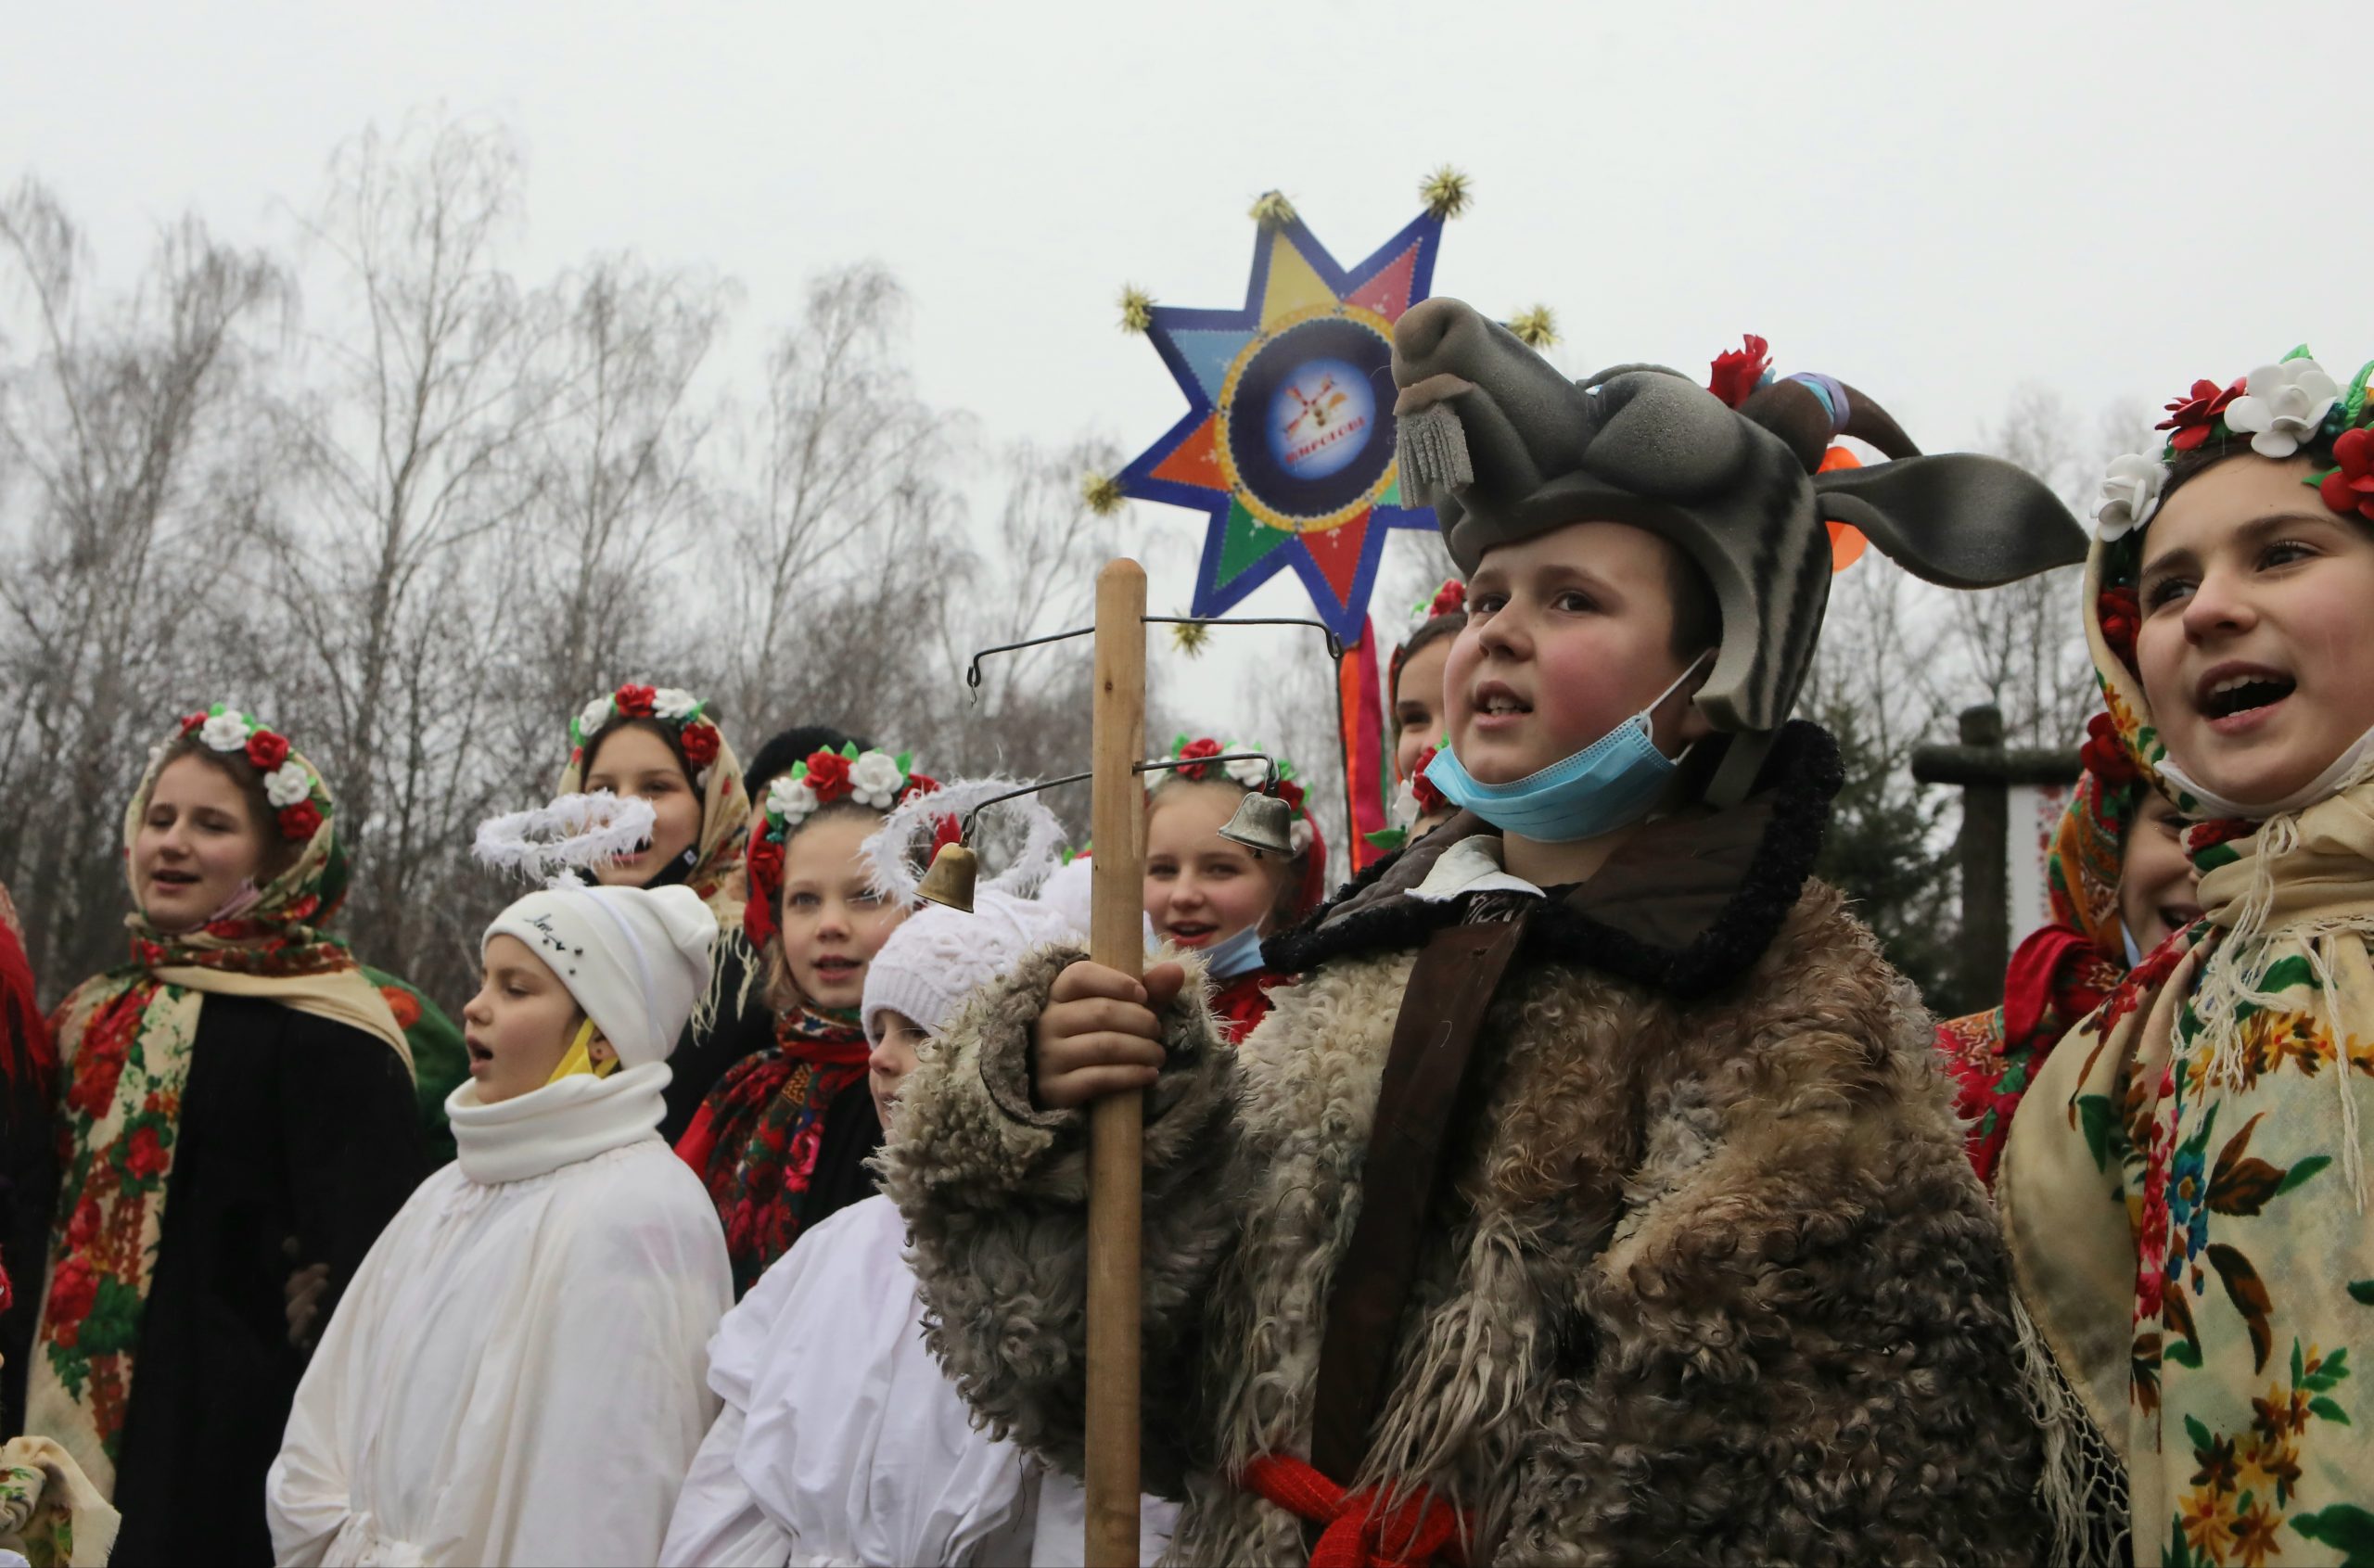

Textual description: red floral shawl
[1935,765,2137,1183]
[676,1004,869,1296]
[26,720,409,1499]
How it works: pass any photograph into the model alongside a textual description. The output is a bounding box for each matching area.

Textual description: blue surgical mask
[1200,922,1268,980]
[1428,655,1709,844]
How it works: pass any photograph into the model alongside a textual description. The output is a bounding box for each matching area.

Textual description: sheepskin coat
[882,722,2042,1566]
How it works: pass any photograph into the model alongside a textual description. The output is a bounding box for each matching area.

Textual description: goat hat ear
[1815,455,2088,590]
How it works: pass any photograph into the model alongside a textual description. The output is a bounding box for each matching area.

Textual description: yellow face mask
[544,1017,619,1085]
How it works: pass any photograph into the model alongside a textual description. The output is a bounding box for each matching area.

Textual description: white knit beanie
[482,884,718,1066]
[862,889,1077,1046]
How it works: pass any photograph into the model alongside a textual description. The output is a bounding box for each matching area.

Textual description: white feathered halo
[860,776,1066,908]
[473,791,660,887]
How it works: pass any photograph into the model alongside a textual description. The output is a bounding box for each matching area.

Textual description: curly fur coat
[880,723,2041,1566]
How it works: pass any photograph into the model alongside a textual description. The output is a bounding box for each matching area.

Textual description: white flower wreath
[1220,750,1270,790]
[849,750,909,809]
[767,774,820,826]
[575,695,615,740]
[198,710,253,752]
[263,761,313,809]
[2227,358,2338,459]
[2094,453,2167,542]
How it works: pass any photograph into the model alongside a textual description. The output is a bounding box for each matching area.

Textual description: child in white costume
[268,882,735,1566]
[662,888,1178,1567]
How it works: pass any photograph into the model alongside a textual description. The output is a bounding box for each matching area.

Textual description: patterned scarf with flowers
[559,682,750,923]
[2000,352,2374,1567]
[675,744,938,1294]
[1936,720,2141,1185]
[26,706,414,1498]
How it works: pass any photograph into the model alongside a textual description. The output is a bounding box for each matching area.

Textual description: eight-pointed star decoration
[1113,204,1448,642]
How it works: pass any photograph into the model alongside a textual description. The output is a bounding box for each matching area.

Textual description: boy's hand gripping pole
[1085,559,1147,1568]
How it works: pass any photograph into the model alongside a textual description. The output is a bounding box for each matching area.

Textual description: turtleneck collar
[445,1060,670,1185]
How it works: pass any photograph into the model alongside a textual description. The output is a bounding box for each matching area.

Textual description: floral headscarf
[1935,736,2140,1185]
[2001,353,2374,1565]
[26,705,412,1499]
[559,682,749,923]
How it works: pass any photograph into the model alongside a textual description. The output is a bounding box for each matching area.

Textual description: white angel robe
[267,1062,734,1566]
[661,1193,1178,1568]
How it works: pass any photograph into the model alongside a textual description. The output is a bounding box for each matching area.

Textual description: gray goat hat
[1391,298,2087,735]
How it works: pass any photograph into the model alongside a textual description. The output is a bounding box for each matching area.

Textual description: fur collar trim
[1267,720,1842,997]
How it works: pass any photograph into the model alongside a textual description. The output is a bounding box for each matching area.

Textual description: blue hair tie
[1787,372,1851,436]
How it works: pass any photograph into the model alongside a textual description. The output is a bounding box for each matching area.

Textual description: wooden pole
[1084,558,1147,1567]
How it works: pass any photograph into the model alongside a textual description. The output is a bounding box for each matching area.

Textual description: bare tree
[513,255,734,720]
[264,115,568,973]
[720,264,955,733]
[0,178,287,988]
[1950,384,2129,749]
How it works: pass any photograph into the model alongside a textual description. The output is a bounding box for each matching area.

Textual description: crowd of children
[0,306,2361,1567]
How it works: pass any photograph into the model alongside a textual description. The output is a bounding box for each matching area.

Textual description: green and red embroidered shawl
[25,715,411,1498]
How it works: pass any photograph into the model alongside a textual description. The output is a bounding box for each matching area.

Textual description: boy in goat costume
[883,301,2085,1565]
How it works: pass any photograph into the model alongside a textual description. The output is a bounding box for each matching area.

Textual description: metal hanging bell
[1219,790,1295,858]
[914,841,979,912]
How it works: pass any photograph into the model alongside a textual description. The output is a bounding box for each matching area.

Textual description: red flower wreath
[1173,738,1225,781]
[679,720,722,771]
[2156,376,2244,452]
[1708,334,1771,410]
[277,801,325,841]
[245,728,290,771]
[799,749,852,803]
[2317,427,2374,521]
[1424,580,1466,619]
[614,683,657,719]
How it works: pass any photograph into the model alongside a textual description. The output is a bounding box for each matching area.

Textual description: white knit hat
[482,884,718,1067]
[861,889,1077,1046]
[1039,857,1155,950]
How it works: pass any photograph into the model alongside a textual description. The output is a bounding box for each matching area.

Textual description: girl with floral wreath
[561,682,754,1141]
[675,742,938,1295]
[1934,713,2202,1187]
[2003,351,2374,1564]
[1143,734,1329,1045]
[17,704,422,1565]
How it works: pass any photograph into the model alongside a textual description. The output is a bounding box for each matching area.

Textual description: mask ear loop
[1640,649,1717,759]
[545,1016,609,1085]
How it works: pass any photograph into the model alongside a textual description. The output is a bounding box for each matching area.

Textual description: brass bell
[915,841,979,912]
[1219,790,1296,858]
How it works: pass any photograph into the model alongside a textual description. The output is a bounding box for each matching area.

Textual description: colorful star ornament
[1104,176,1463,642]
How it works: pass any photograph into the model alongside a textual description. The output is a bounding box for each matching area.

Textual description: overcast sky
[7,1,2368,724]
